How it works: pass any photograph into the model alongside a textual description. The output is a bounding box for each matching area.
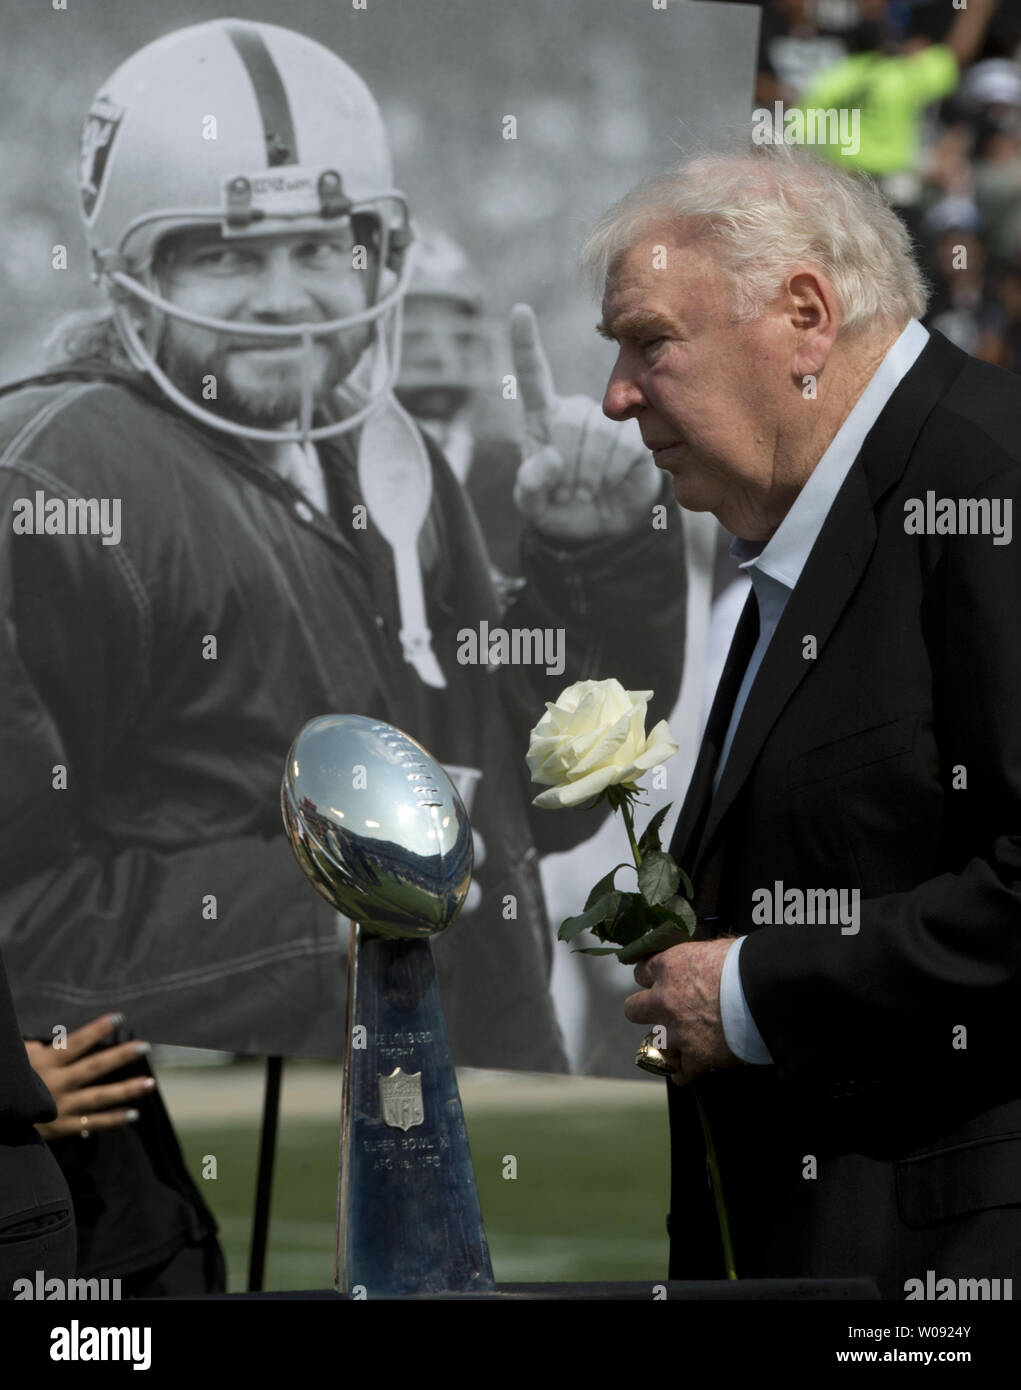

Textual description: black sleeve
[0,951,57,1131]
[418,435,688,860]
[740,460,1021,1081]
[0,466,344,1058]
[508,473,688,856]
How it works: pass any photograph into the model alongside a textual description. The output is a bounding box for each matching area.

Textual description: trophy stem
[337,930,494,1296]
[335,918,360,1293]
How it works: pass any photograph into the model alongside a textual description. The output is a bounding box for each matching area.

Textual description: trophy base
[339,932,493,1296]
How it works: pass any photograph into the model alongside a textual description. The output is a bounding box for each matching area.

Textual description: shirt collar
[731,318,929,589]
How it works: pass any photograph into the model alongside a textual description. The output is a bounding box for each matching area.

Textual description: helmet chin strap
[105,247,412,445]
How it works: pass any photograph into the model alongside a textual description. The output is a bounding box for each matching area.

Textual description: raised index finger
[509,303,557,440]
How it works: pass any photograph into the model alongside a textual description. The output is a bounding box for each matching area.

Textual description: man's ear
[786,268,840,380]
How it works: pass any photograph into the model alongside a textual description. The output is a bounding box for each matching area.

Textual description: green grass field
[174,1075,670,1291]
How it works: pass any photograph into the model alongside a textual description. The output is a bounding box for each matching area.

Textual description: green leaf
[637,804,671,856]
[659,895,697,936]
[617,921,692,964]
[573,945,626,956]
[637,850,681,907]
[557,894,612,943]
[591,892,642,944]
[676,865,694,899]
[583,864,630,911]
[598,890,626,929]
[608,899,655,946]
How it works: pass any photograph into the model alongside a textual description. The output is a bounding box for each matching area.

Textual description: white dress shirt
[718,319,930,1064]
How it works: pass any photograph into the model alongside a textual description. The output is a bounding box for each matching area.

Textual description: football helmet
[395,225,493,422]
[79,19,415,442]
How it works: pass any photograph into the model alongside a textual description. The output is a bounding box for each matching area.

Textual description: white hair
[580,141,928,335]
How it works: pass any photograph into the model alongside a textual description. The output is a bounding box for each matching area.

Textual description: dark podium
[206,1278,879,1300]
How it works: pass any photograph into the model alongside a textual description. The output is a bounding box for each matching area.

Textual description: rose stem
[617,795,642,869]
[694,1082,738,1280]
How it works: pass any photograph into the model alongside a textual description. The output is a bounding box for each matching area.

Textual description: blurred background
[744,0,1021,364]
[0,0,757,398]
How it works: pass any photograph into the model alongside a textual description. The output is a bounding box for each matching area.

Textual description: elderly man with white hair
[590,143,1021,1298]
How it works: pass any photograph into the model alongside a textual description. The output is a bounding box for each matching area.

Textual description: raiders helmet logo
[79,95,124,221]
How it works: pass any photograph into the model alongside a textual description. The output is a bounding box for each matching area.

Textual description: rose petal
[526,679,676,804]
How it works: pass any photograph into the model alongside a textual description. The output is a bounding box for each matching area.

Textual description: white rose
[526,678,679,809]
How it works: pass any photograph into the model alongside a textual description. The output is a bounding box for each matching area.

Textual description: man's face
[599,229,794,536]
[152,224,373,429]
[396,296,484,422]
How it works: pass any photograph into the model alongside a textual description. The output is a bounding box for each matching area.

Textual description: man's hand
[510,303,661,542]
[624,938,741,1086]
[25,1014,156,1139]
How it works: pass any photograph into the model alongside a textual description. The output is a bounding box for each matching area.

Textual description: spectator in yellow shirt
[798,0,999,198]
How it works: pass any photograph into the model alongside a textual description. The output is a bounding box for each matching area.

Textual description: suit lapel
[699,463,879,864]
[670,330,969,898]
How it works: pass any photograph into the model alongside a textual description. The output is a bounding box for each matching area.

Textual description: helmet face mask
[103,195,414,442]
[80,19,414,443]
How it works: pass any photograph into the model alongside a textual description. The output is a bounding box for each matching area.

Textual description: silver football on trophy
[281,714,473,940]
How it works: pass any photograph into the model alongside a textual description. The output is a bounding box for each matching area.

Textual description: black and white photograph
[0,0,1019,1352]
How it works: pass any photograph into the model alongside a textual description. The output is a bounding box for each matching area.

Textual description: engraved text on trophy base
[363,1133,448,1172]
[373,1030,434,1064]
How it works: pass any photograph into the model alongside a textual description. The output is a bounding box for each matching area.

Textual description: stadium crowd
[749,0,1021,368]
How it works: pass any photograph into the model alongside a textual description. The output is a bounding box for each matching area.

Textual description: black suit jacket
[665,330,1021,1298]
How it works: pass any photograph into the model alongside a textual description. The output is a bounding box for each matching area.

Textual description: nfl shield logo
[79,94,124,221]
[378,1068,424,1131]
